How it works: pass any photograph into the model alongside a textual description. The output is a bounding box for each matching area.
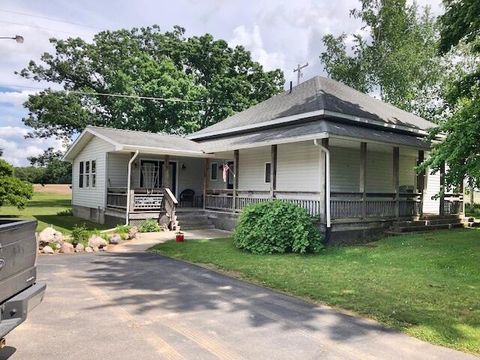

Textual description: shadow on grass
[34,215,109,232]
[26,199,71,208]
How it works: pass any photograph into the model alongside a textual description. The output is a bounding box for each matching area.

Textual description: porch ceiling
[199,119,430,153]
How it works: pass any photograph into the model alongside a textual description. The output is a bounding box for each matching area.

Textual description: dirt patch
[34,184,72,194]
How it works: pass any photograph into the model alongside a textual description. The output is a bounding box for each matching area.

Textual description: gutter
[125,150,139,225]
[314,139,331,229]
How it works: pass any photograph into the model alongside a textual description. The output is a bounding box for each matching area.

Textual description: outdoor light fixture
[0,35,24,43]
[181,163,186,170]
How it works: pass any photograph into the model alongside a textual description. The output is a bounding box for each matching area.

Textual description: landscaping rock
[108,234,121,245]
[42,245,54,254]
[92,246,99,252]
[88,235,107,249]
[75,243,85,252]
[38,227,64,245]
[85,246,94,253]
[59,242,74,254]
[128,226,138,239]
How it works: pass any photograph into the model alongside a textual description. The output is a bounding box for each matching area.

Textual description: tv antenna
[293,62,309,85]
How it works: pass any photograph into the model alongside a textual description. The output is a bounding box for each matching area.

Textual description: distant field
[33,184,71,194]
[0,191,108,234]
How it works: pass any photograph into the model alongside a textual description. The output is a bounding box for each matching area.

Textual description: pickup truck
[0,219,46,348]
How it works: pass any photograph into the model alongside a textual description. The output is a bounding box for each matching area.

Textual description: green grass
[0,192,109,234]
[151,230,480,354]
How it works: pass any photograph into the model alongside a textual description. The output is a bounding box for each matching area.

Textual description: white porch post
[233,150,239,211]
[163,155,171,189]
[359,142,367,220]
[439,162,446,216]
[125,150,139,225]
[417,150,425,217]
[203,158,210,210]
[270,145,277,198]
[393,147,400,218]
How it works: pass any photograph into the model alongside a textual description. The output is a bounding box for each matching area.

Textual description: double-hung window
[79,160,96,188]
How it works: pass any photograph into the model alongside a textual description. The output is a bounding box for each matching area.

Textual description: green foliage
[419,0,480,190]
[465,203,480,218]
[70,224,90,246]
[138,218,161,233]
[56,208,73,216]
[319,0,442,120]
[28,147,72,184]
[14,166,45,183]
[233,200,323,255]
[0,159,33,209]
[18,25,284,140]
[114,224,131,234]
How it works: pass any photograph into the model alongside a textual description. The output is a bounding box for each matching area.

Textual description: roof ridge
[88,125,186,138]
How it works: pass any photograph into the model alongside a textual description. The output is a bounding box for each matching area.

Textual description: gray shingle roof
[191,76,435,139]
[200,119,429,153]
[89,126,204,152]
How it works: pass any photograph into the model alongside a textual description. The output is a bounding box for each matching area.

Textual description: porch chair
[180,189,195,207]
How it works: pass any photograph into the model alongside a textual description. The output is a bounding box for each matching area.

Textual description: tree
[18,26,285,141]
[319,0,442,120]
[0,159,33,209]
[14,166,46,183]
[419,0,480,190]
[28,147,72,184]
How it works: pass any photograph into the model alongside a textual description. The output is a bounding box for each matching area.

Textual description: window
[79,160,96,188]
[265,162,271,183]
[85,161,90,187]
[91,160,96,188]
[79,161,84,188]
[210,162,218,181]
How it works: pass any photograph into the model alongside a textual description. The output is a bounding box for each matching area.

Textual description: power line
[0,20,95,37]
[0,83,225,106]
[0,8,104,31]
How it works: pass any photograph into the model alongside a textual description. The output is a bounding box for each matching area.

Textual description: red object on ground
[176,233,185,242]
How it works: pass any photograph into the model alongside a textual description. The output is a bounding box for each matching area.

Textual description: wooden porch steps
[387,215,466,234]
[175,210,215,231]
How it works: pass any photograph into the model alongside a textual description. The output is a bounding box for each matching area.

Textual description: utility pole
[293,62,309,85]
[0,35,24,43]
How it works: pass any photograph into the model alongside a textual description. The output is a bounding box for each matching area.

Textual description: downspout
[314,139,331,229]
[126,150,139,225]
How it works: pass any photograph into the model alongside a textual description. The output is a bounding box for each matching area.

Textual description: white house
[63,76,464,242]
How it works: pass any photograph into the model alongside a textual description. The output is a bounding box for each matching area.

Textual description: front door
[140,160,177,196]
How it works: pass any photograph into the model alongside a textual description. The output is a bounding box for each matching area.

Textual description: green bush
[70,224,90,246]
[56,208,73,216]
[138,219,161,233]
[233,200,323,255]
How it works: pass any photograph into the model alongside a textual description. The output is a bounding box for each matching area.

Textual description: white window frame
[264,162,271,184]
[79,161,84,188]
[210,162,218,181]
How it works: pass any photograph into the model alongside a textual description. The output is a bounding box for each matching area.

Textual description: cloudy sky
[0,0,442,166]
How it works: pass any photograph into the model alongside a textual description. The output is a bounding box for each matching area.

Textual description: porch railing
[107,188,165,212]
[443,193,464,215]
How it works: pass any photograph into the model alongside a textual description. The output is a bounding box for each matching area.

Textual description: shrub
[56,208,73,216]
[138,219,161,233]
[115,224,131,234]
[70,224,90,246]
[233,200,323,255]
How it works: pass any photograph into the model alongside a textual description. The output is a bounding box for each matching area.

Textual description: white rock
[108,234,121,245]
[42,245,54,254]
[88,235,107,248]
[85,246,94,253]
[128,226,138,239]
[75,243,85,252]
[38,227,64,244]
[59,242,74,254]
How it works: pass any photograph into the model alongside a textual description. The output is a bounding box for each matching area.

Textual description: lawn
[151,229,480,354]
[0,192,109,234]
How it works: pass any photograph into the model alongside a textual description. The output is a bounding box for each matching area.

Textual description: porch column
[359,142,367,219]
[416,150,425,216]
[270,145,277,198]
[439,162,446,216]
[459,180,465,216]
[233,150,239,211]
[163,155,171,189]
[393,147,400,218]
[203,158,210,209]
[319,138,329,224]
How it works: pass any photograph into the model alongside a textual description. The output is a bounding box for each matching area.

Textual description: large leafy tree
[28,148,72,184]
[420,0,480,190]
[19,26,285,140]
[319,0,441,120]
[0,159,33,209]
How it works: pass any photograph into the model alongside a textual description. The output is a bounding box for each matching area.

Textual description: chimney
[289,81,293,94]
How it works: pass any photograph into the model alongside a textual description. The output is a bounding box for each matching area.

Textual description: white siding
[330,146,360,192]
[276,142,320,192]
[72,137,114,208]
[424,169,440,214]
[107,153,129,188]
[238,147,270,191]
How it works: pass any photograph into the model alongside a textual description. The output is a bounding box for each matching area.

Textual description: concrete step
[394,218,463,227]
[179,223,216,230]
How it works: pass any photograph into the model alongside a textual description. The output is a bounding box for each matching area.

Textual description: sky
[0,0,442,166]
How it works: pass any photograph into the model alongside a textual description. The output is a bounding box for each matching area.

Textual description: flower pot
[176,233,184,242]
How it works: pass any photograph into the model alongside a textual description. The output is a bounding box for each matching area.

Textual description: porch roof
[63,126,206,161]
[190,76,436,141]
[200,119,430,152]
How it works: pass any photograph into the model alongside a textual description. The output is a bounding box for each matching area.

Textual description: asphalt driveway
[1,249,476,360]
